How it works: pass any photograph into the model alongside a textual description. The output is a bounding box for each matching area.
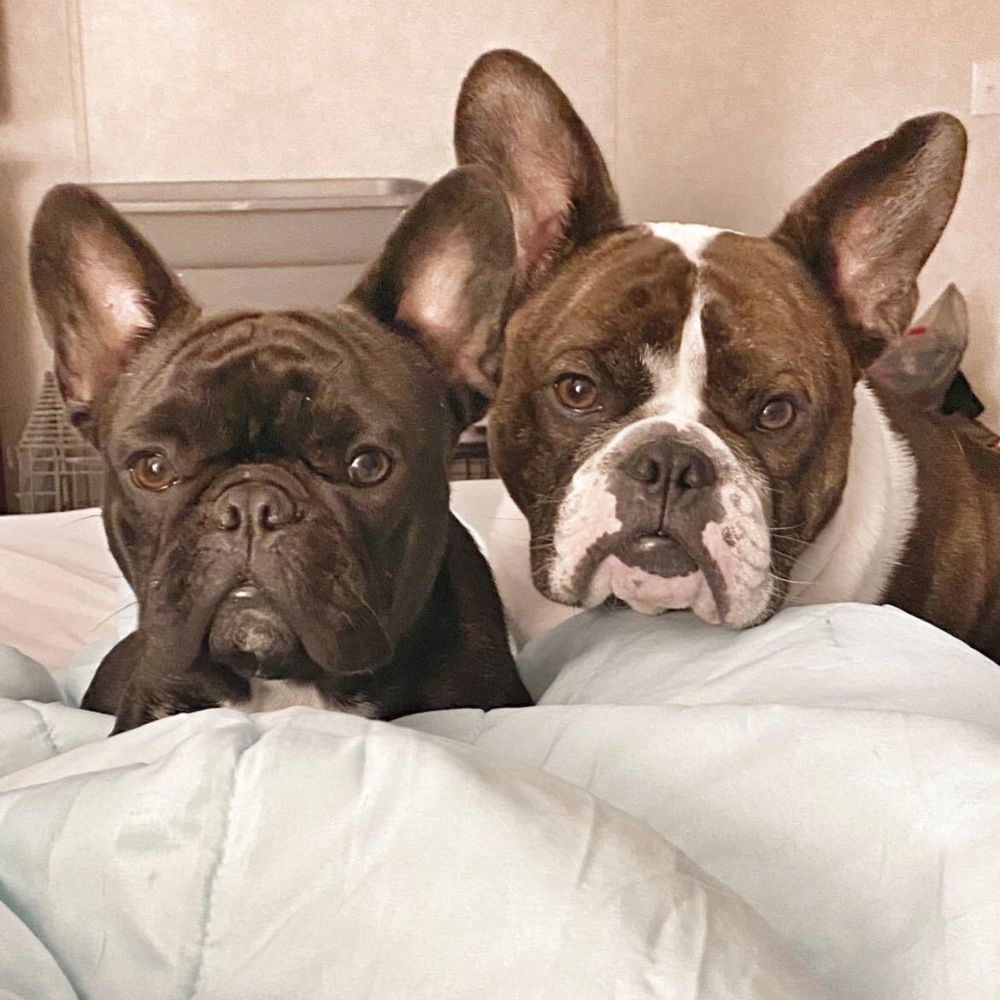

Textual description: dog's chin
[204,582,395,680]
[547,534,774,628]
[207,584,315,680]
[584,554,723,623]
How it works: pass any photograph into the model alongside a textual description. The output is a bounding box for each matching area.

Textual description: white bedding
[2,480,999,999]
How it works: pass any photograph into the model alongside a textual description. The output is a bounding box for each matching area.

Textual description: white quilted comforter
[2,491,999,999]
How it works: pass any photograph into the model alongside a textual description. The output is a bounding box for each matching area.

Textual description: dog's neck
[787,380,919,607]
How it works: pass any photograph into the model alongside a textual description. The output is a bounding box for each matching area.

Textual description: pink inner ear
[397,235,482,380]
[396,236,495,397]
[834,202,911,332]
[397,234,472,339]
[517,207,567,277]
[836,205,878,282]
[78,241,155,345]
[509,141,572,276]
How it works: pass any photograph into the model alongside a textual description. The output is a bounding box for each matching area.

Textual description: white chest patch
[787,380,919,605]
[225,678,375,718]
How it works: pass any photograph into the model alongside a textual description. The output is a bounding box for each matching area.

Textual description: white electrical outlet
[972,59,1000,116]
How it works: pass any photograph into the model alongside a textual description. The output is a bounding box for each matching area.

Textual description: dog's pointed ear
[30,184,198,439]
[454,49,622,286]
[349,165,517,424]
[771,113,966,369]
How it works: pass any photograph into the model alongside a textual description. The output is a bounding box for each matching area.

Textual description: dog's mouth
[551,520,774,628]
[580,531,724,622]
[618,532,700,577]
[207,583,316,680]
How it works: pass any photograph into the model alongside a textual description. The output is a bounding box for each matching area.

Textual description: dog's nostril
[678,455,716,490]
[217,501,241,531]
[214,484,297,533]
[257,497,297,530]
[626,453,663,485]
[622,441,716,493]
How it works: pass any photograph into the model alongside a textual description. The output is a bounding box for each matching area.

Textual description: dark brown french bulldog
[449,50,1000,662]
[29,167,531,732]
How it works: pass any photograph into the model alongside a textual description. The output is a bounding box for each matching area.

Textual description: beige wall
[616,0,1000,425]
[0,1,85,502]
[1,0,998,503]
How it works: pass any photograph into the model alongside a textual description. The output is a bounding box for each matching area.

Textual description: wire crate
[16,372,104,513]
[450,423,494,481]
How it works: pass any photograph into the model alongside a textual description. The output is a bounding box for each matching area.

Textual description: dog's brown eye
[757,397,796,431]
[348,448,392,486]
[130,452,176,491]
[554,373,600,411]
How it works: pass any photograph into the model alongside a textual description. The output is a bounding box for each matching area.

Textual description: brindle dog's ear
[349,165,517,423]
[29,184,198,441]
[454,49,622,287]
[771,114,966,369]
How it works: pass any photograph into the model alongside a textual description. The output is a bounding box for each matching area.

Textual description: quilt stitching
[188,724,260,999]
[24,701,61,759]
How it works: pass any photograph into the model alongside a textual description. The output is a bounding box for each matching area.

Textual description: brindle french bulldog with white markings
[450,50,1000,661]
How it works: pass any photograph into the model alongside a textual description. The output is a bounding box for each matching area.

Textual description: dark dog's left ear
[771,114,966,369]
[30,184,198,439]
[349,165,517,423]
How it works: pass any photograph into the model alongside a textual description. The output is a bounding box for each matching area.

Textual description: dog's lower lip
[616,530,700,580]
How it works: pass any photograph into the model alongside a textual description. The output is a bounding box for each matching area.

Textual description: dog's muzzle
[547,421,773,625]
[204,473,311,677]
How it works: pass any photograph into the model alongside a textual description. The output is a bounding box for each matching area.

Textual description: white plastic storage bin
[91,177,426,311]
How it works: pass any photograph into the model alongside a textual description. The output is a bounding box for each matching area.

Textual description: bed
[2,480,999,999]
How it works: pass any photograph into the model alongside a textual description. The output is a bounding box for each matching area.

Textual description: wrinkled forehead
[116,310,442,441]
[517,223,835,388]
[511,226,696,364]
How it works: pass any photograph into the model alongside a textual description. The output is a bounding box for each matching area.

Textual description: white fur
[225,679,375,718]
[548,463,622,600]
[587,557,716,619]
[646,222,727,262]
[787,380,918,605]
[103,282,152,335]
[639,298,706,424]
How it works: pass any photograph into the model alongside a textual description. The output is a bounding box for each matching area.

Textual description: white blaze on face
[545,222,774,627]
[639,224,721,424]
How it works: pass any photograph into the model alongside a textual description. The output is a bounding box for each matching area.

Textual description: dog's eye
[348,448,393,487]
[554,373,600,411]
[756,397,796,431]
[129,452,177,491]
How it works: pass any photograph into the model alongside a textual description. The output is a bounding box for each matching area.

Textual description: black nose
[621,438,717,493]
[214,481,298,533]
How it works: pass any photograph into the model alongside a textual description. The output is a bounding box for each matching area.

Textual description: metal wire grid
[16,372,103,513]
